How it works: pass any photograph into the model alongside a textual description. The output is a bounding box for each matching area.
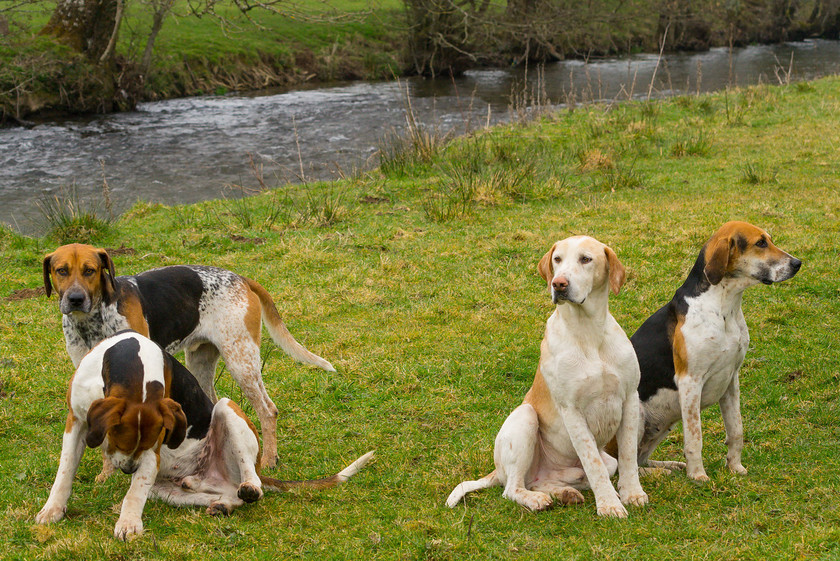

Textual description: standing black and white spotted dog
[43,243,336,469]
[35,331,373,540]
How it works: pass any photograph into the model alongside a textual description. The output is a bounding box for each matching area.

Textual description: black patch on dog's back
[166,353,214,440]
[101,337,143,396]
[632,250,711,402]
[132,267,205,348]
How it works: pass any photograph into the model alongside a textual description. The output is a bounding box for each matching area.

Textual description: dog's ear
[604,245,626,295]
[86,397,126,448]
[42,253,54,298]
[97,249,117,298]
[704,235,731,285]
[538,243,558,284]
[158,398,187,449]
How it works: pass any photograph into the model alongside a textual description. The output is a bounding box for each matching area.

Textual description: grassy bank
[1,0,405,119]
[1,77,839,558]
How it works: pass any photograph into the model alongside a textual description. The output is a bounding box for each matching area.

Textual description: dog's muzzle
[60,290,91,314]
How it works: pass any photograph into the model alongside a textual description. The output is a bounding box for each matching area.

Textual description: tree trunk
[41,0,121,60]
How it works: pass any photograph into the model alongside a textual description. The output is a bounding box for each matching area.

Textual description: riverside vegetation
[0,77,838,558]
[4,0,840,120]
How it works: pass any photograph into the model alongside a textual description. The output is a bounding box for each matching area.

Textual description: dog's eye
[553,256,562,263]
[83,268,96,277]
[755,238,768,248]
[580,255,592,264]
[56,267,69,277]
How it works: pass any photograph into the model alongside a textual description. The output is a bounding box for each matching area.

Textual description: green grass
[1,76,839,559]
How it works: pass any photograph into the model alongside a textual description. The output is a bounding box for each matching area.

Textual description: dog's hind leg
[494,404,552,512]
[219,338,279,470]
[213,399,264,503]
[185,343,221,402]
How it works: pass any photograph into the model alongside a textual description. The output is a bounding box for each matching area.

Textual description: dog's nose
[121,463,138,475]
[790,258,802,272]
[552,277,569,292]
[67,292,86,307]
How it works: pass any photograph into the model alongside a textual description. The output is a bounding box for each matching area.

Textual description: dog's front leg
[562,407,626,518]
[36,413,86,524]
[719,372,747,475]
[616,392,648,506]
[113,449,159,541]
[677,377,708,481]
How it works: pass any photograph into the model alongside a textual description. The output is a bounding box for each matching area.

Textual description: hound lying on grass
[36,331,373,540]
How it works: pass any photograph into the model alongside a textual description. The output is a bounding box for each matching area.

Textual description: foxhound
[631,221,801,481]
[43,243,335,469]
[447,236,648,517]
[35,331,373,540]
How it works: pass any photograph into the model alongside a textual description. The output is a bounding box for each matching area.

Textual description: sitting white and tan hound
[35,331,373,540]
[447,236,647,517]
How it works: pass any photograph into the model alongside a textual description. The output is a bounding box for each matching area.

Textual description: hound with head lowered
[631,221,801,481]
[35,330,373,540]
[447,236,647,517]
[43,243,335,469]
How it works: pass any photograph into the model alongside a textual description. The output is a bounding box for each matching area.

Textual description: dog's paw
[35,505,65,524]
[207,502,232,516]
[688,470,710,482]
[619,489,649,507]
[114,517,143,541]
[596,502,628,518]
[237,482,263,503]
[554,487,585,505]
[505,489,553,512]
[259,454,279,470]
[728,462,748,475]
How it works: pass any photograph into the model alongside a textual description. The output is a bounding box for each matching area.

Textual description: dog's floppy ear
[42,253,55,298]
[86,397,126,448]
[604,245,626,295]
[158,398,187,449]
[704,235,731,285]
[97,248,117,298]
[537,243,557,284]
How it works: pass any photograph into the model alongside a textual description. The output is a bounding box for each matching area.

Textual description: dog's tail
[245,278,336,372]
[260,451,374,492]
[445,470,500,508]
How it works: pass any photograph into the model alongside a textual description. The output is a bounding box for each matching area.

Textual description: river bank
[4,0,840,122]
[0,75,838,559]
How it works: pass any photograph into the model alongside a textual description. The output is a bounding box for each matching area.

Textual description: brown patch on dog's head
[43,244,117,313]
[703,221,802,286]
[86,384,187,472]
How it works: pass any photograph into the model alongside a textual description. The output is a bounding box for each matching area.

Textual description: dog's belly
[158,437,205,478]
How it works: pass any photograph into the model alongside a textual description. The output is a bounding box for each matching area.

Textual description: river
[2,39,840,233]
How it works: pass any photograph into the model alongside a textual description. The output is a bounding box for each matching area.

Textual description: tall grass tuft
[740,162,778,185]
[36,184,113,243]
[671,132,713,157]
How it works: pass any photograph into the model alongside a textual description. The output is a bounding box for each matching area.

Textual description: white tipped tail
[446,470,499,508]
[246,278,336,371]
[260,451,375,492]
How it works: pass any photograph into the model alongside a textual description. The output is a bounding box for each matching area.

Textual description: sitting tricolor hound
[631,221,801,480]
[35,331,373,540]
[446,236,647,517]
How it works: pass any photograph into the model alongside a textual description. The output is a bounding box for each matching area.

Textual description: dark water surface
[3,39,839,233]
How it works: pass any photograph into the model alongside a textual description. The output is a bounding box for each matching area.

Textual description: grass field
[0,76,838,559]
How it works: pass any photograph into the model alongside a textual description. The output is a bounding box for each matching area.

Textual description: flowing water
[2,39,840,233]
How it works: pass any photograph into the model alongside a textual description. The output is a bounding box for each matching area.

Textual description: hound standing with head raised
[632,221,801,481]
[447,236,647,517]
[42,243,335,468]
[35,331,373,540]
